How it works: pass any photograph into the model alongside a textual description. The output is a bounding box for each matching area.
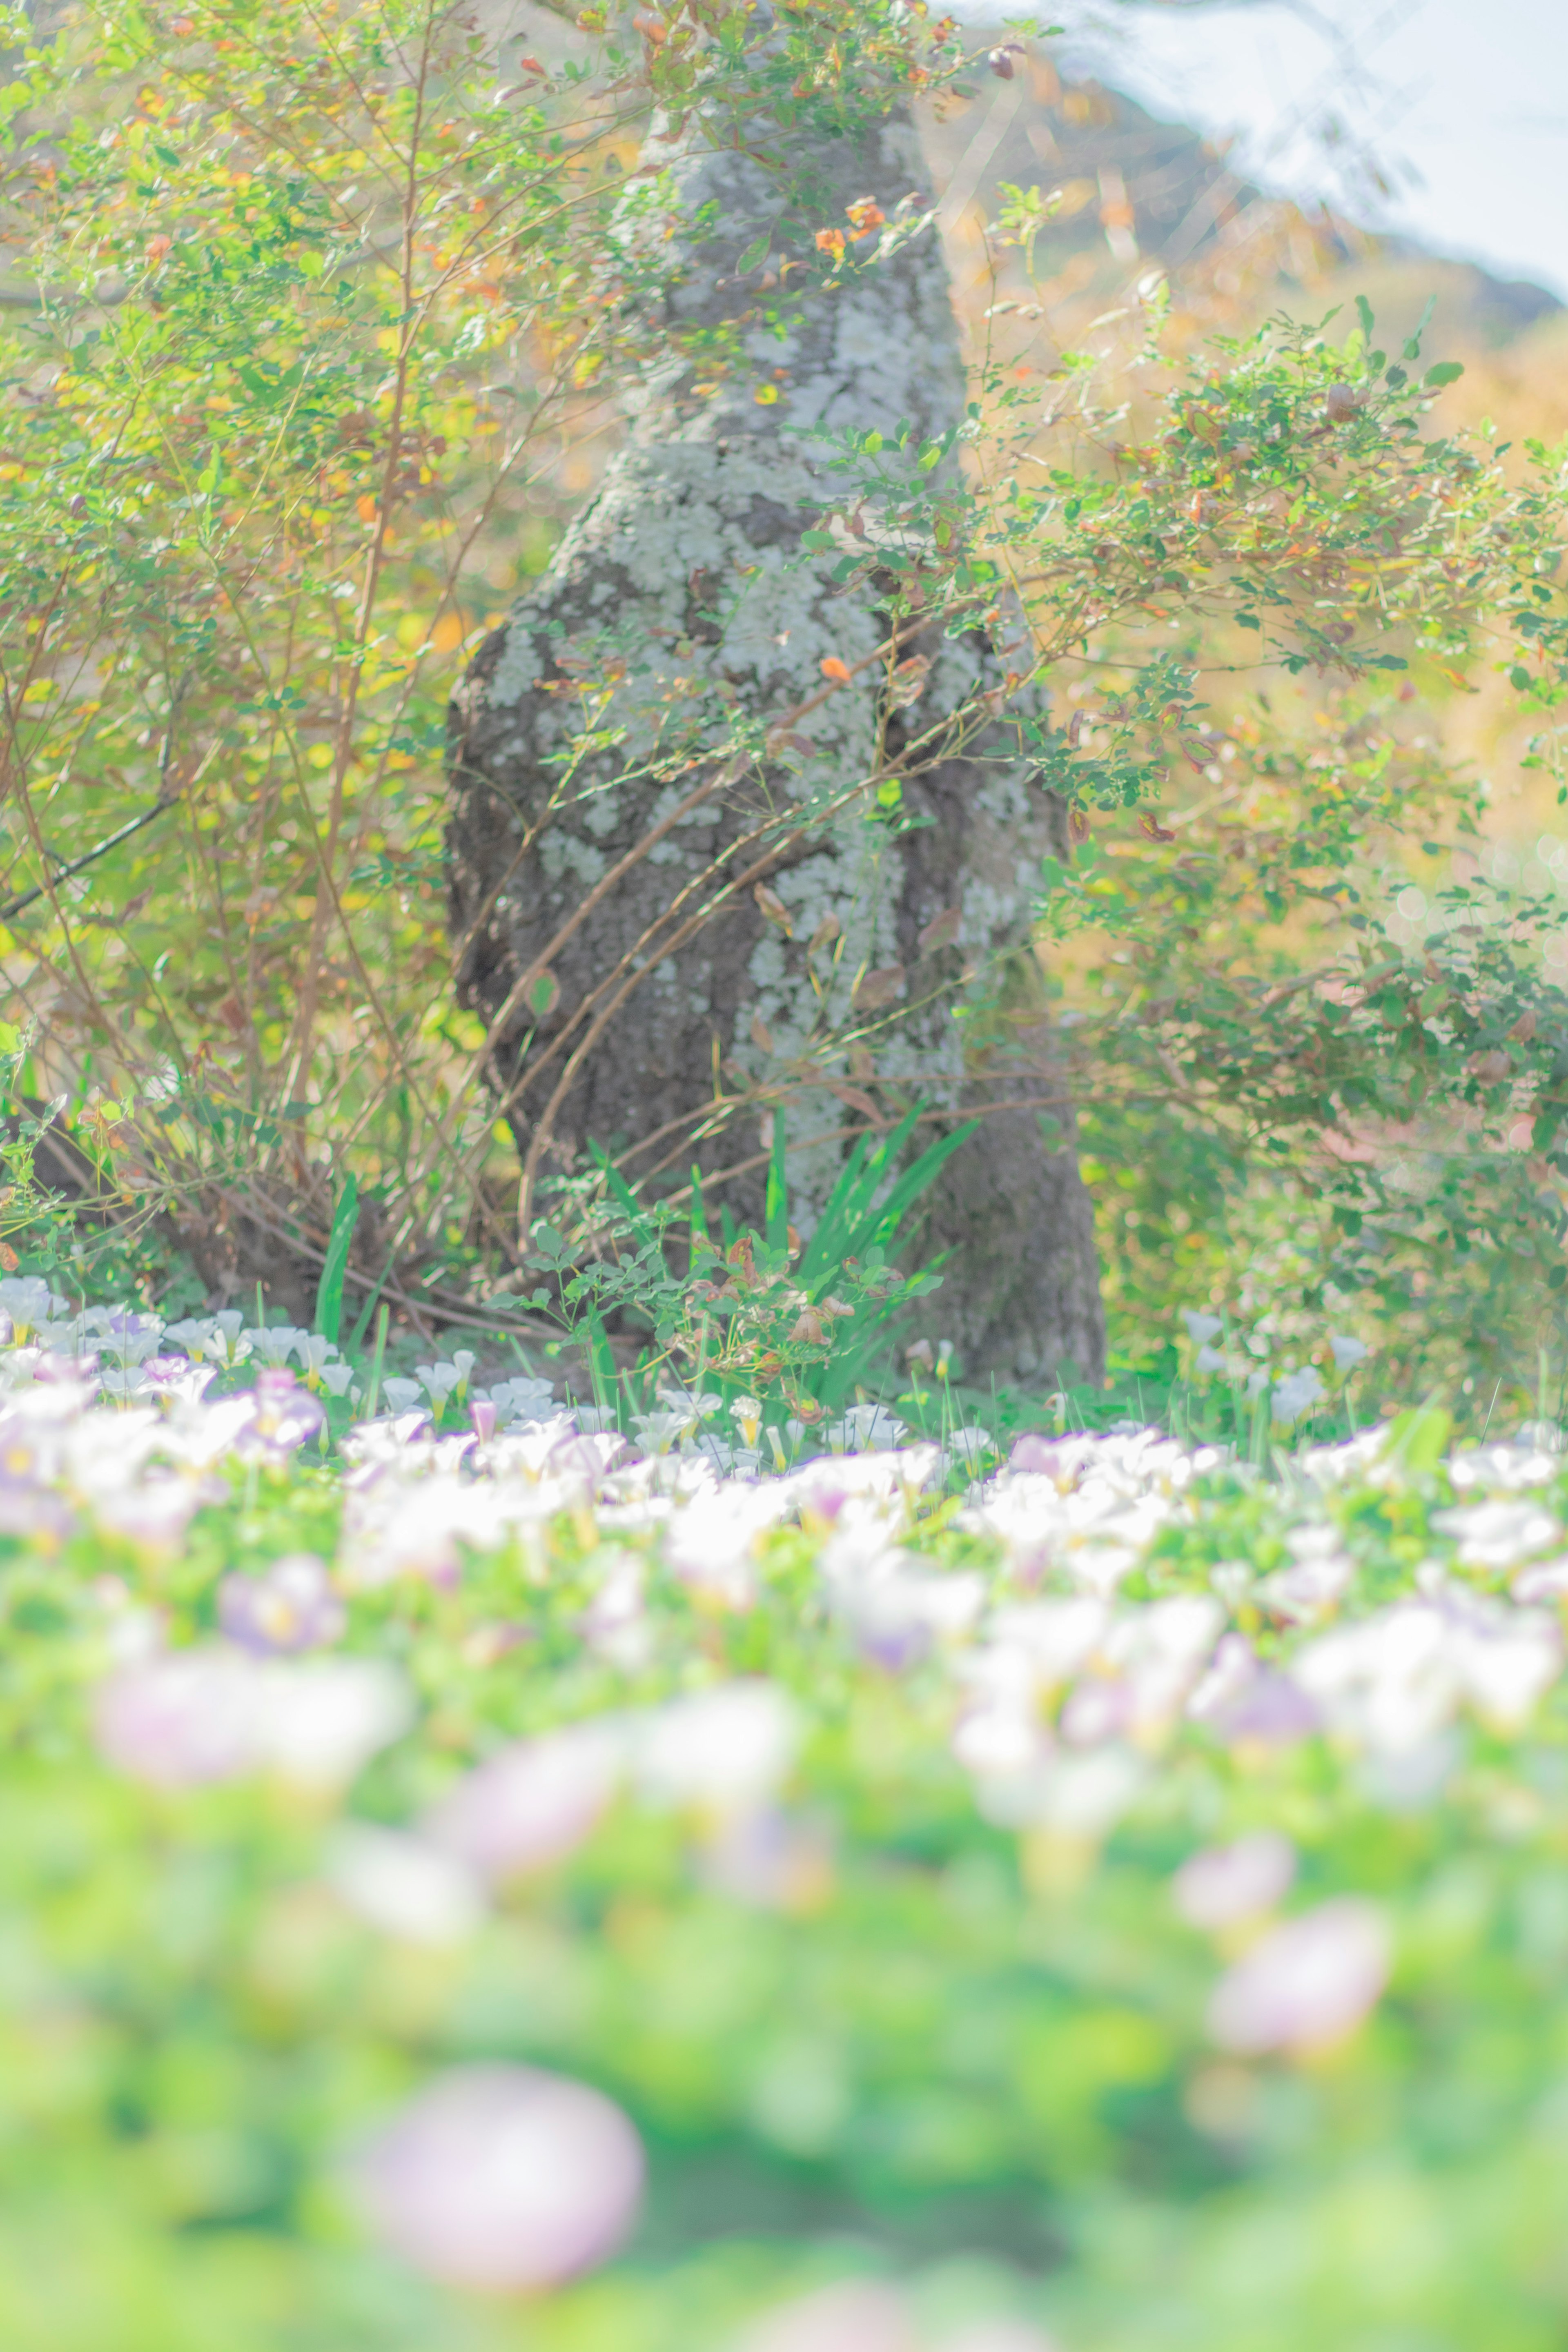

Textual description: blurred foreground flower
[96,1648,411,1788]
[1206,1898,1391,2056]
[426,1722,624,1880]
[737,2282,919,2352]
[1174,1833,1296,1931]
[350,2063,643,2290]
[328,1824,487,1944]
[219,1553,345,1653]
[735,2282,1058,2352]
[637,1680,800,1811]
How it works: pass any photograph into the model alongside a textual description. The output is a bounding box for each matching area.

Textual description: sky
[981,0,1568,302]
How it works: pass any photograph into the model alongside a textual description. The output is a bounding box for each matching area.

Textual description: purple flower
[1173,1833,1296,1932]
[0,1471,73,1539]
[233,1367,326,1460]
[1207,1897,1391,2056]
[219,1553,346,1655]
[425,1724,623,1882]
[1218,1674,1321,1746]
[350,2063,644,2291]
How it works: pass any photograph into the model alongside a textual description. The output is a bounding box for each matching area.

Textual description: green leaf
[765,1107,789,1256]
[1383,1406,1452,1473]
[312,1172,359,1344]
[738,228,772,272]
[1424,361,1464,388]
[1403,294,1437,361]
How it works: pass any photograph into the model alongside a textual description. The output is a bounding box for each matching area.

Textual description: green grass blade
[797,1128,877,1283]
[801,1109,922,1282]
[867,1119,981,1250]
[765,1107,789,1255]
[313,1172,359,1343]
[346,1238,397,1355]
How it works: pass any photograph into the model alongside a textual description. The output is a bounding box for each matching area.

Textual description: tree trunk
[447,102,1105,1385]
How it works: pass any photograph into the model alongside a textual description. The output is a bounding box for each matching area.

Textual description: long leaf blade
[313,1172,359,1344]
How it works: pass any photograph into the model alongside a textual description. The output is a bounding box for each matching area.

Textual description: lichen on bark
[448,100,1104,1383]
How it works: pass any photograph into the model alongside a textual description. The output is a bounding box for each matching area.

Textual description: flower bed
[3,1298,1568,2349]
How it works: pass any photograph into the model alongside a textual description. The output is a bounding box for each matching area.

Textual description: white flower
[1430,1500,1561,1570]
[1329,1333,1368,1370]
[631,1410,688,1455]
[636,1682,799,1812]
[824,1403,906,1454]
[1449,1443,1559,1492]
[734,2282,921,2352]
[247,1325,303,1368]
[1182,1310,1223,1345]
[320,1361,356,1397]
[328,1825,487,1944]
[95,1650,412,1788]
[1254,1523,1353,1625]
[1174,1833,1296,1932]
[379,1377,425,1416]
[205,1313,252,1369]
[1272,1365,1325,1424]
[488,1375,557,1430]
[426,1723,626,1880]
[416,1361,462,1405]
[976,1744,1147,1839]
[1194,1344,1227,1375]
[295,1334,340,1385]
[0,1275,56,1339]
[349,2064,644,2291]
[984,1597,1111,1688]
[164,1316,220,1361]
[1207,1899,1391,2056]
[662,1486,791,1610]
[254,1657,414,1785]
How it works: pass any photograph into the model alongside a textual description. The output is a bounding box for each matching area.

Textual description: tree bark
[447,102,1105,1384]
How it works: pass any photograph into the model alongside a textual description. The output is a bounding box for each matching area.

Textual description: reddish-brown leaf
[917,905,962,955]
[853,963,906,1011]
